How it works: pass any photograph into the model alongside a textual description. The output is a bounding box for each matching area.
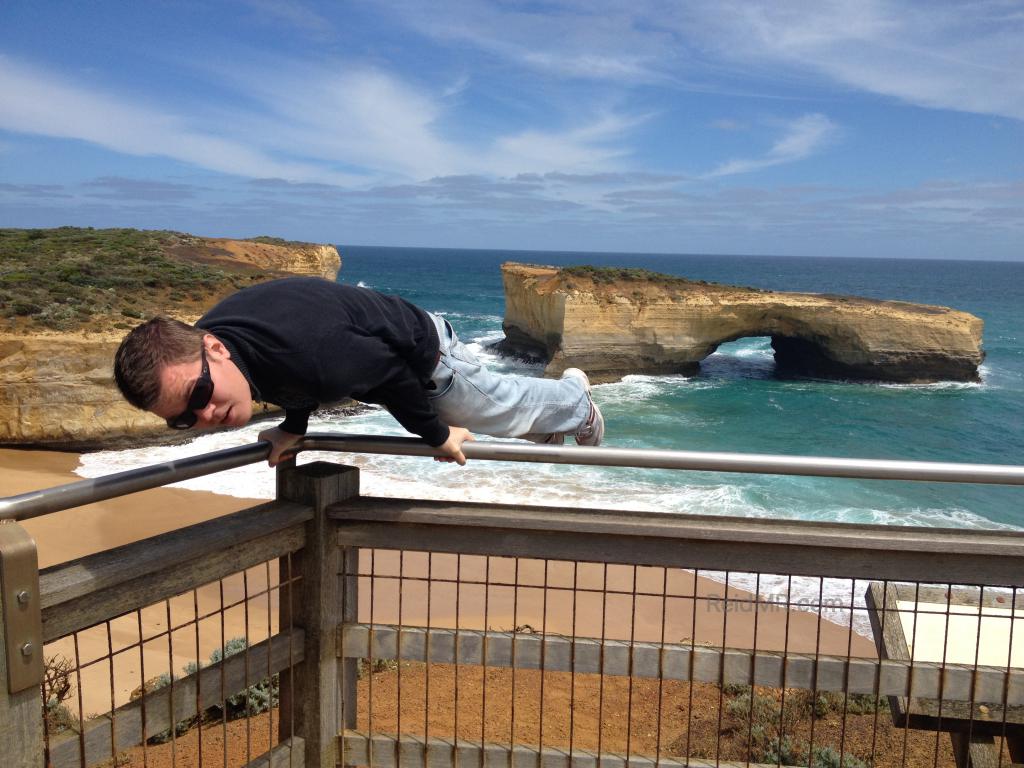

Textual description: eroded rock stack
[500,262,984,384]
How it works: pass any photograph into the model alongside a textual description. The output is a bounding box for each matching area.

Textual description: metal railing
[1,436,1023,768]
[3,433,1024,521]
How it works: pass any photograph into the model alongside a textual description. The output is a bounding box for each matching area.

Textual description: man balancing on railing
[112,276,604,467]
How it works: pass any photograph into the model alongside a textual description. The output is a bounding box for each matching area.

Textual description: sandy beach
[2,448,255,568]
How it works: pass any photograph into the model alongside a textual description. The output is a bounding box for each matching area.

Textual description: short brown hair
[114,317,206,410]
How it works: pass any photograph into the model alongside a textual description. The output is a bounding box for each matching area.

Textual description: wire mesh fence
[341,547,1024,768]
[39,557,300,768]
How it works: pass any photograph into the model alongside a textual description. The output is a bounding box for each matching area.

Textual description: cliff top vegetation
[0,227,274,332]
[560,264,710,286]
[557,264,770,293]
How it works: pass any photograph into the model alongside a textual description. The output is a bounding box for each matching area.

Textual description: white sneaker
[562,368,604,447]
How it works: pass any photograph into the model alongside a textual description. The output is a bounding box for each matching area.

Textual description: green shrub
[35,303,80,330]
[810,745,870,768]
[11,300,40,316]
[558,264,723,288]
[248,235,313,247]
[207,637,279,719]
[761,734,804,765]
[725,688,867,766]
[722,683,751,697]
[846,693,887,714]
[790,690,887,717]
[45,701,79,734]
[43,654,78,734]
[143,636,280,743]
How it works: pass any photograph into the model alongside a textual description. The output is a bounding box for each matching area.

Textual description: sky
[1,0,1022,259]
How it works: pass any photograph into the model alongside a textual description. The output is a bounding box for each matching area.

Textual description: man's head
[114,317,254,430]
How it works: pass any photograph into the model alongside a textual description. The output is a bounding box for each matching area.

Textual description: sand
[2,448,254,568]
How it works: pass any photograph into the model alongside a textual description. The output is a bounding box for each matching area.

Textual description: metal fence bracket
[0,522,44,693]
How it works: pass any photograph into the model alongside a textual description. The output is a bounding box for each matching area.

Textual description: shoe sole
[576,400,604,446]
[562,368,603,446]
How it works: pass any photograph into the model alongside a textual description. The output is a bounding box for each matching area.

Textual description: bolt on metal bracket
[0,522,44,693]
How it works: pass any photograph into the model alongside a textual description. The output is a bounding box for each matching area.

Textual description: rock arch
[499,263,984,384]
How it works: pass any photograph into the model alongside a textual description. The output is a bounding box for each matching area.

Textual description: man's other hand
[259,426,303,467]
[434,427,474,466]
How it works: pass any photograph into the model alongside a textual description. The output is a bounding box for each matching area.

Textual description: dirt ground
[96,662,1008,768]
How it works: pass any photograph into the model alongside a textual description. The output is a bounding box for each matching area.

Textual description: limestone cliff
[500,263,984,383]
[0,231,342,447]
[174,237,341,280]
[0,331,170,447]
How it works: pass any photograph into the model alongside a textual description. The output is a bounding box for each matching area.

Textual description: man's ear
[204,334,231,361]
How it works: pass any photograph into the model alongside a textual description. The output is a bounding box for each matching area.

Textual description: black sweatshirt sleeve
[280,408,313,435]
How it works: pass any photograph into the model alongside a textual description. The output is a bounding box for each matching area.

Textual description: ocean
[78,246,1024,533]
[74,246,1024,633]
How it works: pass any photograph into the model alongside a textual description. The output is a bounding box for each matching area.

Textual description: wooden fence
[2,460,1023,768]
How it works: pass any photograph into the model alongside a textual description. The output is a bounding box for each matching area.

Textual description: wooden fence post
[277,462,359,768]
[0,522,44,768]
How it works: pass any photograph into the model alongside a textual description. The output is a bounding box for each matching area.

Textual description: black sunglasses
[166,347,215,429]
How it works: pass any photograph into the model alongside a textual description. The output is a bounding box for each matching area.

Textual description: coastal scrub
[0,227,269,332]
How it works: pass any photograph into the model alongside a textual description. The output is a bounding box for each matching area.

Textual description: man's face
[152,334,254,430]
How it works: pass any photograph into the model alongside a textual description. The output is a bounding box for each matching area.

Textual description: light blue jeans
[426,313,591,440]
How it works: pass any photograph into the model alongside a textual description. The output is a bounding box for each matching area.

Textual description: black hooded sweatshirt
[196,277,448,445]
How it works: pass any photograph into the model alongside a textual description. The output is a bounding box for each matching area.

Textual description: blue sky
[1,1,1022,259]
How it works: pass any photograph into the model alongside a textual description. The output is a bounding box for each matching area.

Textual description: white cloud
[0,56,364,185]
[517,51,660,82]
[0,54,648,186]
[705,113,839,178]
[488,113,649,176]
[220,60,648,179]
[258,67,463,179]
[237,0,333,36]
[690,0,1024,121]
[442,73,471,98]
[383,0,1024,121]
[382,0,668,84]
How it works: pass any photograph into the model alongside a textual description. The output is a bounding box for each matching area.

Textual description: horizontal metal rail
[2,432,1024,522]
[1,441,271,521]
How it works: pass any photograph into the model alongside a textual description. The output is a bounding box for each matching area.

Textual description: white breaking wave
[729,348,775,360]
[597,374,716,403]
[877,379,985,391]
[468,336,544,375]
[858,505,1019,530]
[435,311,504,325]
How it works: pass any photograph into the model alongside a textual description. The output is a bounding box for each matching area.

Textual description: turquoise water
[79,247,1024,530]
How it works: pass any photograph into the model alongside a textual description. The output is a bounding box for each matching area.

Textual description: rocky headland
[499,262,984,384]
[0,228,341,447]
